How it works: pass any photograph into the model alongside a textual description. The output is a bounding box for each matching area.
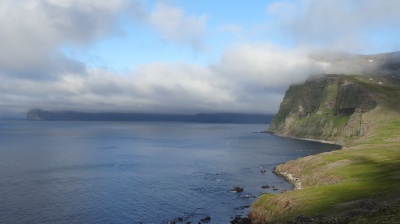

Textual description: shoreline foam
[264,131,342,145]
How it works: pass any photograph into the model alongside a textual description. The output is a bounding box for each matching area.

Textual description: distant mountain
[26,109,274,124]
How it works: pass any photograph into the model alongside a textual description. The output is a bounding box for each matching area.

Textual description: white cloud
[219,24,242,35]
[0,0,132,78]
[267,1,297,24]
[0,52,289,115]
[148,2,206,50]
[214,43,320,87]
[267,0,400,52]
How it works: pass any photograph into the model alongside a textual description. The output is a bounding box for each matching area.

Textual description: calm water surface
[0,121,340,223]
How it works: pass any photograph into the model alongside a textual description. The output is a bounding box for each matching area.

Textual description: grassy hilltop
[249,72,400,223]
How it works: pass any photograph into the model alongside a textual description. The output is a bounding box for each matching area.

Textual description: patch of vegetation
[251,116,400,223]
[352,75,400,111]
[270,109,290,128]
[331,114,350,128]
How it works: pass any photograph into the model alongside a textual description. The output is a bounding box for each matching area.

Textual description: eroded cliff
[267,74,394,144]
[251,72,400,223]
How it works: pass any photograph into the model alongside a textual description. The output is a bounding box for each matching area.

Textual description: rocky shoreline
[273,168,302,190]
[264,131,340,145]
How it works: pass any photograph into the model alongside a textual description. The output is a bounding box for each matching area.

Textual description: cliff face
[250,54,400,223]
[268,74,384,143]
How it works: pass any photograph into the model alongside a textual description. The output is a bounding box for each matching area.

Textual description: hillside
[249,59,400,223]
[250,120,400,223]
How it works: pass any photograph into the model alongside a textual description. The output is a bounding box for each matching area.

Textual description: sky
[1,0,400,117]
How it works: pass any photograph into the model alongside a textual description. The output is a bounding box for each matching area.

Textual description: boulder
[231,186,244,193]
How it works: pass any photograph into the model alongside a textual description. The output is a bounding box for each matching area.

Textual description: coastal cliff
[268,74,399,144]
[250,70,400,222]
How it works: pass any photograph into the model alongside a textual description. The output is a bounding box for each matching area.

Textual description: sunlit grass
[251,117,400,223]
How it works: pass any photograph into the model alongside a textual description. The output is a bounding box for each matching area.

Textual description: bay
[0,121,340,223]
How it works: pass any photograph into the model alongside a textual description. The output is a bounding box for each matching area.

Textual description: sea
[0,120,340,223]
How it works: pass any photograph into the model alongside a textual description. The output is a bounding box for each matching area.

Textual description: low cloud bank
[5,44,382,116]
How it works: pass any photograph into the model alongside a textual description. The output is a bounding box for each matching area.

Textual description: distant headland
[26,109,273,124]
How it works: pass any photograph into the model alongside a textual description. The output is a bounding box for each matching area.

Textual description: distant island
[26,109,274,124]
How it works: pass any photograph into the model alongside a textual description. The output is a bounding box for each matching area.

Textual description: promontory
[250,52,400,223]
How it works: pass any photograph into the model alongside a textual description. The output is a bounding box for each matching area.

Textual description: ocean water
[0,121,340,223]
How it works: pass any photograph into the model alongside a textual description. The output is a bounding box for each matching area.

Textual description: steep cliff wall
[268,74,387,143]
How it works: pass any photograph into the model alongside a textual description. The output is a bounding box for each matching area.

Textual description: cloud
[148,2,206,50]
[0,41,324,113]
[0,1,328,116]
[214,43,320,87]
[0,0,132,79]
[1,0,399,117]
[0,0,221,116]
[267,0,400,52]
[219,24,242,35]
[0,63,235,114]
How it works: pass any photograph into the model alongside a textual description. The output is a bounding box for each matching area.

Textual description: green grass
[331,114,351,128]
[251,115,400,223]
[351,75,400,110]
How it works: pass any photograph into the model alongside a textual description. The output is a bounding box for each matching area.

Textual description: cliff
[268,74,400,144]
[250,54,400,223]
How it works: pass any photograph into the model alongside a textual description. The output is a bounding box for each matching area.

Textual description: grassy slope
[250,76,400,223]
